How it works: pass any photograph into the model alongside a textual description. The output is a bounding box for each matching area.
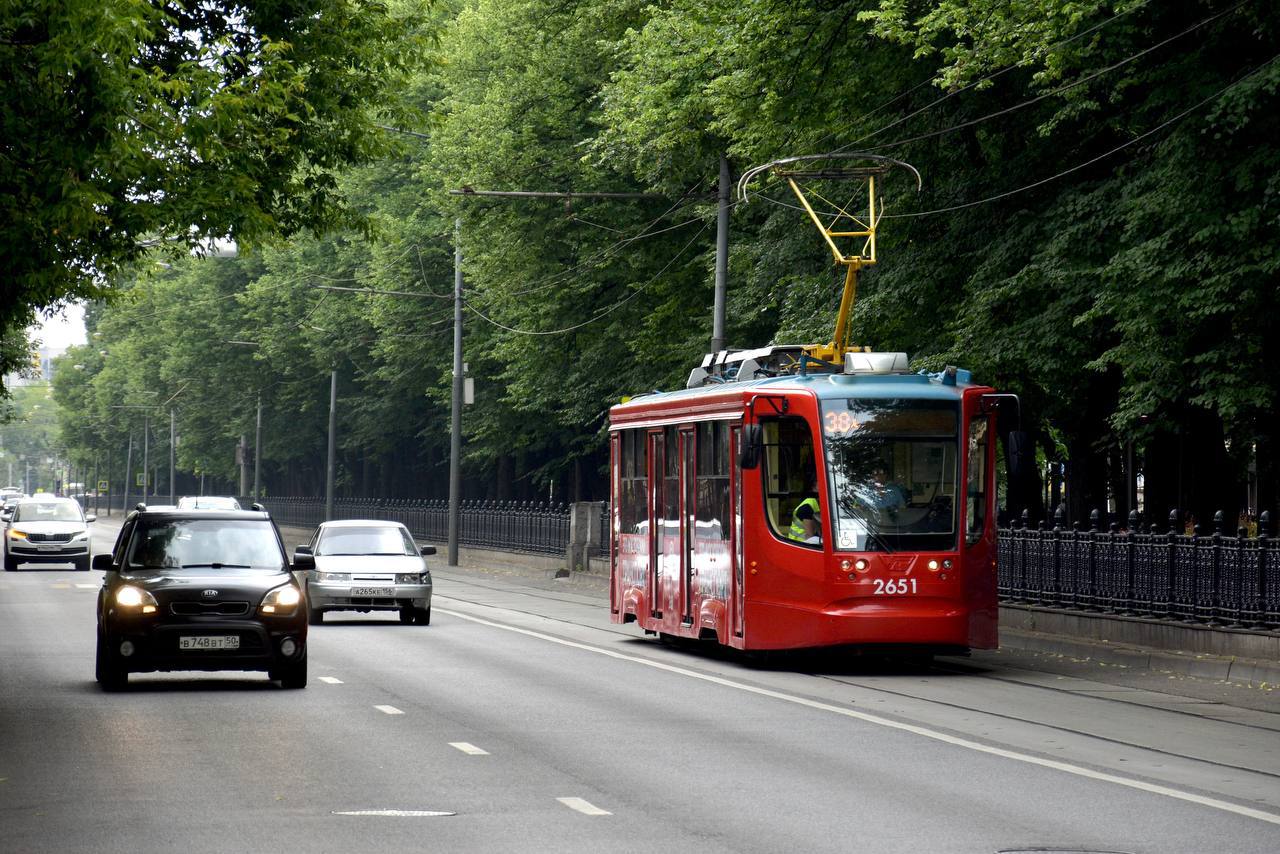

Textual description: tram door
[681,427,695,625]
[647,430,663,618]
[731,425,744,638]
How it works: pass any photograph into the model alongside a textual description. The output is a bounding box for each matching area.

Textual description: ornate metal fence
[999,509,1280,631]
[258,497,573,557]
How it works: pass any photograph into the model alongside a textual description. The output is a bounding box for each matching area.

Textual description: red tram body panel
[608,356,1000,652]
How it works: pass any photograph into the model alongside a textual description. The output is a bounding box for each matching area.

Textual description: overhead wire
[882,53,1279,220]
[865,0,1248,153]
[465,221,712,336]
[833,0,1154,153]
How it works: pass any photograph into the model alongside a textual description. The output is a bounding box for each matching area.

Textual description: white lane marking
[439,607,1280,827]
[449,742,490,755]
[51,583,70,589]
[75,583,97,589]
[318,676,344,684]
[332,809,455,817]
[557,797,611,816]
[374,705,404,715]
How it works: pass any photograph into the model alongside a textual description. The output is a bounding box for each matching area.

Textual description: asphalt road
[0,518,1277,853]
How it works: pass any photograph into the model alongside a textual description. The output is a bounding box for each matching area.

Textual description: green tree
[1,0,434,385]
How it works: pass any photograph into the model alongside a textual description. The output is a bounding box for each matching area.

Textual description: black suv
[95,506,311,691]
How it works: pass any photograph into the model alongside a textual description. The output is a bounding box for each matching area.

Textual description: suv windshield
[821,398,959,552]
[126,519,284,570]
[317,527,416,556]
[14,501,83,523]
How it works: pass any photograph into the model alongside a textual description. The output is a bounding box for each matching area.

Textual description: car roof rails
[251,502,265,512]
[134,502,147,512]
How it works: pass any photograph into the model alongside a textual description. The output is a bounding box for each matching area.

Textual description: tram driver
[789,471,822,545]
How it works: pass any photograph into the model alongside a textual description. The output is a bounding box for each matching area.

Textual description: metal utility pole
[325,370,337,522]
[711,154,730,354]
[123,435,133,510]
[169,410,176,504]
[238,433,248,498]
[142,416,149,503]
[253,395,262,500]
[448,218,463,567]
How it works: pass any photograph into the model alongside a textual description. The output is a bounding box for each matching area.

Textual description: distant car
[297,520,434,625]
[177,495,242,511]
[94,506,308,690]
[0,497,23,521]
[4,497,95,571]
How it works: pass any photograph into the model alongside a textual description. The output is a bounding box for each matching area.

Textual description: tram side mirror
[739,424,763,470]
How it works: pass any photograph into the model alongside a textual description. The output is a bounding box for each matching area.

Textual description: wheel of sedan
[95,633,128,692]
[271,652,307,689]
[3,553,17,572]
[415,606,431,626]
[399,607,415,625]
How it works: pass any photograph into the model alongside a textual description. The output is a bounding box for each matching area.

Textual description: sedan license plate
[179,636,240,651]
[350,583,394,599]
[37,544,63,552]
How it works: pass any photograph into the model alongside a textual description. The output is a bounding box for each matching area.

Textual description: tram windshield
[821,398,959,552]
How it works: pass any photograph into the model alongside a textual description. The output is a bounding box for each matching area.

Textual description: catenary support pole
[142,416,149,503]
[169,410,176,504]
[711,154,730,354]
[325,371,337,522]
[253,395,262,500]
[123,435,133,511]
[449,218,463,566]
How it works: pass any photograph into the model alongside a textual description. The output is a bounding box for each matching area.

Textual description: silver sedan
[296,520,434,625]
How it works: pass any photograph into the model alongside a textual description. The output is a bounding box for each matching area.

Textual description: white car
[4,497,95,571]
[177,495,241,511]
[296,520,434,625]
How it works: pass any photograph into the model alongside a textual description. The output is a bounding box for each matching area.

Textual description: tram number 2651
[871,578,918,595]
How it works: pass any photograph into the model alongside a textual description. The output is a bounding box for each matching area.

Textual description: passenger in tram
[869,466,908,512]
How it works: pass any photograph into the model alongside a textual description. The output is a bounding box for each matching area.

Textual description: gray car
[4,497,96,571]
[296,520,434,625]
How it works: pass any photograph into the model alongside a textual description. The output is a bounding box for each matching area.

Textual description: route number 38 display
[871,578,918,595]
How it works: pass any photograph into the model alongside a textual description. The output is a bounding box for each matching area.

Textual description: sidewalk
[278,523,1279,695]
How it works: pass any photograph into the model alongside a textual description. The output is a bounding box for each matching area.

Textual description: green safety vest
[789,497,821,542]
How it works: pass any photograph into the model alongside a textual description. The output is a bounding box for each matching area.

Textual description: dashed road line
[51,583,70,589]
[318,676,344,684]
[449,742,489,755]
[374,705,404,715]
[75,583,97,589]
[440,606,1280,827]
[557,797,611,816]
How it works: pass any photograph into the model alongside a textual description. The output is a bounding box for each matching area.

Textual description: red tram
[609,347,1004,652]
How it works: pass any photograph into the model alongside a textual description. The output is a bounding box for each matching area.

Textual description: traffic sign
[97,480,109,492]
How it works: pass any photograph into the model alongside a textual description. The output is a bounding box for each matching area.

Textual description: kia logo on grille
[201,589,219,598]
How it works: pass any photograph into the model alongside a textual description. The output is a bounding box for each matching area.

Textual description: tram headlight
[853,558,869,573]
[927,559,940,571]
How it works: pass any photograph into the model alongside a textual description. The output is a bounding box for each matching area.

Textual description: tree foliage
[1,0,434,384]
[38,0,1280,519]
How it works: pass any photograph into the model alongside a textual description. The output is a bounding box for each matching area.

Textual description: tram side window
[695,421,730,541]
[966,416,988,545]
[619,429,648,534]
[760,417,820,544]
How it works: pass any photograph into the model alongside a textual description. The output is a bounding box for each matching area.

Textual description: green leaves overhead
[32,0,1280,513]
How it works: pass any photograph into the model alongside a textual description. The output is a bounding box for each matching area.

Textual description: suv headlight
[260,584,302,615]
[6,528,28,541]
[72,530,90,542]
[115,585,158,614]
